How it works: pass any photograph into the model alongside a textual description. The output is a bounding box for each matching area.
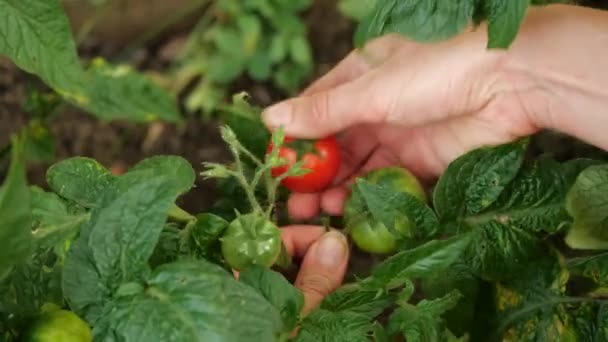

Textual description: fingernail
[315,231,348,267]
[263,103,292,128]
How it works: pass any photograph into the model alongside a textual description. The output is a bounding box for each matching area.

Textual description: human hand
[261,4,608,220]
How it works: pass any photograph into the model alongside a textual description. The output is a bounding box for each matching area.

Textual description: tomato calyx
[282,139,320,159]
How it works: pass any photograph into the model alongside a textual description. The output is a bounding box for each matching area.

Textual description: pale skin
[273,4,608,317]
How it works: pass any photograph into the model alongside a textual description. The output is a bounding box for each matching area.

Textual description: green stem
[168,204,195,223]
[230,146,263,213]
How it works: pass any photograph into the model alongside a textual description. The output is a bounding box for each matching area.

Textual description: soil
[1,0,608,281]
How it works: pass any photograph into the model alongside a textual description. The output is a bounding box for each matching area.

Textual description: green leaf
[362,234,471,290]
[148,223,182,267]
[352,178,438,242]
[62,157,195,324]
[0,135,32,279]
[0,250,63,315]
[387,290,463,342]
[289,36,312,66]
[433,140,527,221]
[187,213,229,264]
[565,164,608,249]
[568,252,608,288]
[355,0,476,47]
[239,266,304,332]
[46,157,114,208]
[248,49,273,81]
[338,0,378,21]
[465,220,541,281]
[93,260,284,341]
[30,186,88,252]
[0,0,85,97]
[420,259,480,337]
[320,283,394,319]
[486,0,530,49]
[79,58,181,122]
[128,155,195,194]
[295,309,373,342]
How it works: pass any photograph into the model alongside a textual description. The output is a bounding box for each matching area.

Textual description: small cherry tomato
[267,136,340,193]
[221,213,282,271]
[344,167,427,254]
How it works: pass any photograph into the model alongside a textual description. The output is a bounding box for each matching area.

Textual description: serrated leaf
[320,283,394,319]
[46,157,114,208]
[565,164,608,249]
[0,135,32,279]
[63,157,195,324]
[355,0,476,47]
[387,291,462,342]
[363,234,471,290]
[352,178,438,242]
[295,309,373,342]
[239,266,304,332]
[434,140,527,220]
[486,0,530,49]
[465,220,541,281]
[0,0,85,97]
[148,223,182,267]
[93,260,284,341]
[568,252,608,288]
[187,213,229,264]
[0,250,63,315]
[80,59,181,122]
[420,259,479,337]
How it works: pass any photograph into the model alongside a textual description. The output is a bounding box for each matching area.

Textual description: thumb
[294,230,349,315]
[262,74,385,138]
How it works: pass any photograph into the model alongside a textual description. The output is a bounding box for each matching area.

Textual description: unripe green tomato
[345,167,427,254]
[26,304,91,342]
[221,213,282,270]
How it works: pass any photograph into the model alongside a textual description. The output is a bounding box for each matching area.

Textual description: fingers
[287,193,320,220]
[261,35,411,139]
[262,71,386,138]
[300,34,406,96]
[280,225,327,256]
[293,230,349,315]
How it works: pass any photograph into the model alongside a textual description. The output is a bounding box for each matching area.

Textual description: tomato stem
[167,204,195,223]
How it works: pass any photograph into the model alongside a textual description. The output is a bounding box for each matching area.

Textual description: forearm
[505,5,608,150]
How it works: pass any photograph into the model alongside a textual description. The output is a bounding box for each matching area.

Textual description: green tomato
[26,304,91,342]
[344,167,427,254]
[221,213,282,270]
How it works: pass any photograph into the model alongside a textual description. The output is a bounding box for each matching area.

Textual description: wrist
[501,4,608,150]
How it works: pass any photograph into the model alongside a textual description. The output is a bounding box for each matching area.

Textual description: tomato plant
[268,136,341,193]
[2,0,608,341]
[344,167,426,254]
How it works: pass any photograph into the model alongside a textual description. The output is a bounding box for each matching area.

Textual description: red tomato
[268,136,341,193]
